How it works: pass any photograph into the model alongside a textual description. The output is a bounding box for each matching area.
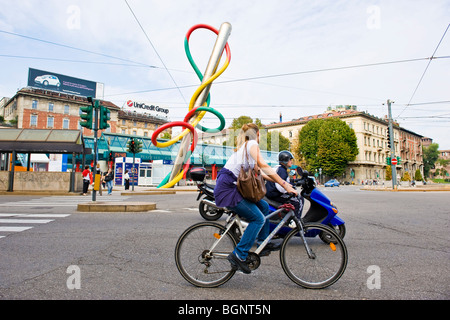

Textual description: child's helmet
[278,151,294,165]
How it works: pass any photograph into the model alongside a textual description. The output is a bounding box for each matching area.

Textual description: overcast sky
[1,0,449,149]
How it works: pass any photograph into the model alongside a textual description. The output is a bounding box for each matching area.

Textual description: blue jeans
[229,198,270,260]
[106,180,113,194]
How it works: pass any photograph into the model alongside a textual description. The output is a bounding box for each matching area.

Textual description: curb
[77,201,156,212]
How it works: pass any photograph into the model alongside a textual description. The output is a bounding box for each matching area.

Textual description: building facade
[0,87,171,138]
[266,106,424,184]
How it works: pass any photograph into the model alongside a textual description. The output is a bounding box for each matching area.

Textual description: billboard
[28,68,98,98]
[122,99,169,120]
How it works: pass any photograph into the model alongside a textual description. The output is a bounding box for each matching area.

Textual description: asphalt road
[0,186,448,301]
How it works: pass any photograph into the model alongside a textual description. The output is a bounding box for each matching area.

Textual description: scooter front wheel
[320,223,346,243]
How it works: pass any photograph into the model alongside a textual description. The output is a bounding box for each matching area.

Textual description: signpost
[391,157,398,166]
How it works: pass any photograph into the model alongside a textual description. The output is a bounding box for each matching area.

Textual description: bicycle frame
[207,205,315,260]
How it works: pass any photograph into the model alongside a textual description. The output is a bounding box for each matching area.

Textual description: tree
[401,171,411,181]
[297,119,322,169]
[260,130,291,152]
[414,169,423,181]
[386,165,392,180]
[226,116,288,151]
[297,118,358,177]
[423,143,440,179]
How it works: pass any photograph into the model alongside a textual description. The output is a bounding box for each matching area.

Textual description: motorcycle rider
[265,151,304,219]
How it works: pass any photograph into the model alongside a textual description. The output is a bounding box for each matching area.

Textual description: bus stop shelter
[0,128,90,192]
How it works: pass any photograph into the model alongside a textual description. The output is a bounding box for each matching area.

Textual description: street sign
[391,157,398,165]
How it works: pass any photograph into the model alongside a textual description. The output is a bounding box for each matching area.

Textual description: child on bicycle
[265,151,304,220]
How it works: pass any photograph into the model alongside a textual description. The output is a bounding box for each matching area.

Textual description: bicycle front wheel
[175,222,237,288]
[280,223,348,289]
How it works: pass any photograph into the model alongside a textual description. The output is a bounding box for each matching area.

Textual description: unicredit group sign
[123,100,169,119]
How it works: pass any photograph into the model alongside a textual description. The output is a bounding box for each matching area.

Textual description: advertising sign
[122,100,169,120]
[28,68,98,98]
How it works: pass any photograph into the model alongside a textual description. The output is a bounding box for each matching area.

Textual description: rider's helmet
[278,150,294,165]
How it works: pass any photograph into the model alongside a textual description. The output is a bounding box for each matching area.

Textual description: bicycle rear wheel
[175,222,237,288]
[280,223,348,289]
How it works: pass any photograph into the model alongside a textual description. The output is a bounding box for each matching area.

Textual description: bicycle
[175,196,348,289]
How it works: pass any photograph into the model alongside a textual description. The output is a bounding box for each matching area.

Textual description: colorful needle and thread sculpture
[167,23,348,288]
[151,23,231,188]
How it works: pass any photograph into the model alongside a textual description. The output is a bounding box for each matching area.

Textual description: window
[122,120,126,125]
[32,100,38,109]
[48,102,54,112]
[64,105,70,114]
[47,116,54,128]
[63,118,69,129]
[30,114,37,126]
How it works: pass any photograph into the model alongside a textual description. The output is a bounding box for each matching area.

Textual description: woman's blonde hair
[235,123,259,150]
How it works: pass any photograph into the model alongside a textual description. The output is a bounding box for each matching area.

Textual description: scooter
[190,167,229,221]
[189,167,346,241]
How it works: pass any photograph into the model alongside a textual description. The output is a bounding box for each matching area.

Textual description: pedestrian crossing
[0,213,70,239]
[0,194,130,207]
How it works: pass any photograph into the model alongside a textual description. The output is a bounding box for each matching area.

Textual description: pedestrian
[214,123,297,274]
[82,165,90,195]
[124,169,130,190]
[96,163,103,196]
[104,168,114,195]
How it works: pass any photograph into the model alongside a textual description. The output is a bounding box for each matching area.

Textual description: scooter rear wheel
[199,197,224,221]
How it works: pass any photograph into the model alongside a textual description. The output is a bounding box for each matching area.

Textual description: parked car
[325,179,340,187]
[34,75,61,87]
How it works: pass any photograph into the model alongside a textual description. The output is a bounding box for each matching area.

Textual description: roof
[2,87,120,110]
[0,128,86,153]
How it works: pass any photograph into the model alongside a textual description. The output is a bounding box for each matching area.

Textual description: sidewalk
[361,183,450,192]
[0,184,198,196]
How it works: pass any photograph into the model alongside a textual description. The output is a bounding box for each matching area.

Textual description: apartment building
[266,106,424,184]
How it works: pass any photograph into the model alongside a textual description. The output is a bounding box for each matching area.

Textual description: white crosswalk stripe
[0,195,129,207]
[0,213,71,240]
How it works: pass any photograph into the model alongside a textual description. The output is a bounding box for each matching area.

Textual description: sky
[1,0,449,149]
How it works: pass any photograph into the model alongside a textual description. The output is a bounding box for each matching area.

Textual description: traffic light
[108,151,113,162]
[387,129,391,149]
[79,105,93,129]
[397,156,401,165]
[99,105,111,130]
[386,157,391,165]
[127,138,136,154]
[135,139,143,153]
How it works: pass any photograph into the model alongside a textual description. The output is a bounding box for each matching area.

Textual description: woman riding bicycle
[214,123,297,274]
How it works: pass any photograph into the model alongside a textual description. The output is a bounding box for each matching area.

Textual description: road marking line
[19,214,70,218]
[0,219,54,224]
[0,227,33,232]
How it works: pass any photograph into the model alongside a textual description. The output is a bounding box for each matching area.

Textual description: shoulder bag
[236,142,266,203]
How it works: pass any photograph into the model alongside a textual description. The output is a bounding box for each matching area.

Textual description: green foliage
[423,143,440,178]
[401,171,411,181]
[386,165,392,180]
[297,118,358,177]
[227,116,287,151]
[414,169,423,181]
